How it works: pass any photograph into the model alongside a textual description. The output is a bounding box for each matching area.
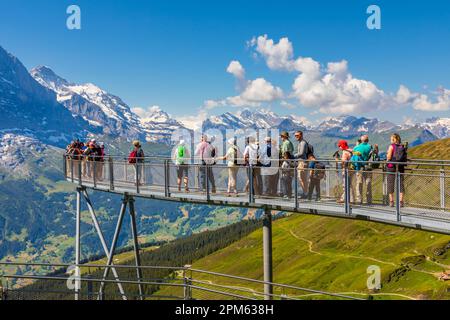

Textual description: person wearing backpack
[306,153,325,201]
[386,133,407,207]
[83,142,98,179]
[243,136,262,196]
[336,140,355,204]
[217,138,240,196]
[352,135,373,204]
[259,136,279,196]
[128,140,145,186]
[294,130,311,199]
[173,139,190,192]
[195,135,216,193]
[96,143,105,181]
[280,151,293,199]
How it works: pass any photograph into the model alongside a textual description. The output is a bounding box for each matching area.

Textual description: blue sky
[0,0,449,127]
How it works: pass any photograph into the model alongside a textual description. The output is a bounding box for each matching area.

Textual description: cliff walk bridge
[1,156,448,301]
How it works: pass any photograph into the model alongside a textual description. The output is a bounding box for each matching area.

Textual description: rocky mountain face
[315,116,399,137]
[202,109,307,132]
[420,117,450,139]
[0,47,92,146]
[31,66,186,143]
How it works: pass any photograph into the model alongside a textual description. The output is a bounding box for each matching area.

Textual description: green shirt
[280,139,294,157]
[353,142,372,161]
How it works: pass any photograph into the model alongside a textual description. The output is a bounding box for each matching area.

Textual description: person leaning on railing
[217,138,240,196]
[386,133,407,207]
[336,140,354,204]
[259,136,279,197]
[353,134,373,205]
[128,140,145,186]
[294,130,309,198]
[173,139,190,192]
[280,151,293,199]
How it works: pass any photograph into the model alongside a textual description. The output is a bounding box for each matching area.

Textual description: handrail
[0,261,362,300]
[64,153,450,168]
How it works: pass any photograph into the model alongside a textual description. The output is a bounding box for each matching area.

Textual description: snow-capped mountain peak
[31,66,186,142]
[420,117,450,139]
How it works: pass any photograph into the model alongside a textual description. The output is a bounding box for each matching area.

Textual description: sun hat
[337,140,349,150]
[133,140,141,147]
[280,131,289,138]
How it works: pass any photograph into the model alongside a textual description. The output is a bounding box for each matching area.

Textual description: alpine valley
[0,44,449,283]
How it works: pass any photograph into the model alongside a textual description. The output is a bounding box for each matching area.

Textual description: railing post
[249,165,254,204]
[263,206,273,300]
[164,160,170,197]
[135,162,140,194]
[440,169,446,211]
[344,166,350,214]
[325,165,331,198]
[93,160,97,188]
[294,160,299,210]
[396,170,401,222]
[109,157,114,190]
[63,154,67,179]
[183,265,192,300]
[71,158,74,183]
[78,160,82,186]
[382,167,388,206]
[205,164,210,201]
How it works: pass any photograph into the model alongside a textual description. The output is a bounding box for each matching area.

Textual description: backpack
[210,143,216,158]
[305,141,314,158]
[349,151,364,171]
[367,147,381,170]
[314,162,326,180]
[387,143,407,169]
[94,146,102,161]
[203,143,216,165]
[176,145,186,164]
[232,146,238,166]
[128,150,138,164]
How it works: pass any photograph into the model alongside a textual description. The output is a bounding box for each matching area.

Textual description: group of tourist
[65,131,408,206]
[66,138,105,180]
[172,131,407,205]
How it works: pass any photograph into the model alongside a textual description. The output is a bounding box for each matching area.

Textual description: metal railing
[0,262,362,300]
[62,155,450,233]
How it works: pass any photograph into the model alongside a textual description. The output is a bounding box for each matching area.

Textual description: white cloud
[204,35,448,119]
[205,60,284,109]
[250,35,295,71]
[394,85,417,105]
[412,88,450,111]
[132,105,162,119]
[175,109,208,131]
[241,78,283,102]
[280,100,296,109]
[226,60,245,79]
[250,34,450,114]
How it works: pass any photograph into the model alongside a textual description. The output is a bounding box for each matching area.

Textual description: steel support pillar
[96,193,128,300]
[75,187,82,300]
[82,189,126,300]
[263,206,273,300]
[129,196,144,300]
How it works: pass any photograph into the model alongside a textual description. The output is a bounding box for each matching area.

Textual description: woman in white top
[217,138,240,196]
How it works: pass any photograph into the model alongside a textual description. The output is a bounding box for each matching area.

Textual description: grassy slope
[408,137,450,160]
[174,214,450,300]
